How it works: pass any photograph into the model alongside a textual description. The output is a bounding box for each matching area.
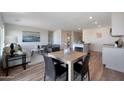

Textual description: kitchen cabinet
[112,13,124,36]
[102,46,124,72]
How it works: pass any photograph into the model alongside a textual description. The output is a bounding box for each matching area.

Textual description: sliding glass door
[0,25,4,62]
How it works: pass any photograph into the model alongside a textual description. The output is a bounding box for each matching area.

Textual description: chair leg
[44,73,46,81]
[88,70,90,81]
[81,73,89,81]
[81,76,83,81]
[44,76,45,81]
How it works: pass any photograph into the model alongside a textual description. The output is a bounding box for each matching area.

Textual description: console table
[5,53,26,76]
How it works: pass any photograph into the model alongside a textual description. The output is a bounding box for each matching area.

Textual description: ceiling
[2,12,111,31]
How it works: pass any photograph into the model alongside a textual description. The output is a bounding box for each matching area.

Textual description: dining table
[48,50,87,81]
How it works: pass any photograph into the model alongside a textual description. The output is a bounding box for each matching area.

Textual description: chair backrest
[43,54,56,80]
[81,53,90,78]
[75,47,83,52]
[52,45,60,52]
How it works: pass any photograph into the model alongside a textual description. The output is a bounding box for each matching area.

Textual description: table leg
[66,64,68,81]
[68,62,74,81]
[40,49,44,54]
[22,55,26,70]
[5,55,8,76]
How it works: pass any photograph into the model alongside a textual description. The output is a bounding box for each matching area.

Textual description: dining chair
[74,47,84,64]
[43,54,68,81]
[74,53,91,81]
[74,47,83,52]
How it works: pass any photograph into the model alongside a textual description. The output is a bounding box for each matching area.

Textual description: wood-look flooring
[0,63,45,81]
[0,51,124,81]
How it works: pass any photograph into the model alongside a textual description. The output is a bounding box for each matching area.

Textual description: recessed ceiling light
[94,21,98,24]
[89,16,93,19]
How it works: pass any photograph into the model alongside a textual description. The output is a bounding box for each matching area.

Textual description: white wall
[83,26,122,52]
[53,29,62,45]
[5,23,48,52]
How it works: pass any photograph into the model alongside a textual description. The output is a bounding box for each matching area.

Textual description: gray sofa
[42,44,60,53]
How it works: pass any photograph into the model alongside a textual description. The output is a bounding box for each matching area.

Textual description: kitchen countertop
[103,44,124,49]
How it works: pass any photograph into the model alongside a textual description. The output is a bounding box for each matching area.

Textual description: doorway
[48,31,53,44]
[0,25,4,63]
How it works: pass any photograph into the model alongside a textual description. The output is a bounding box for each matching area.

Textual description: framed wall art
[22,31,40,42]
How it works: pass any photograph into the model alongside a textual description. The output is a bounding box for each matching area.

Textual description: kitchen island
[102,45,124,73]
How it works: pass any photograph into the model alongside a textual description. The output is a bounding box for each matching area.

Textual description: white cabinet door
[102,47,124,73]
[112,13,124,36]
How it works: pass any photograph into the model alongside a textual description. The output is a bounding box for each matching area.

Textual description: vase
[64,48,71,55]
[10,49,15,57]
[10,43,15,57]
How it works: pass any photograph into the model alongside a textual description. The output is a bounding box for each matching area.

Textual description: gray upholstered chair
[74,47,84,64]
[43,54,68,81]
[74,53,90,81]
[75,47,83,52]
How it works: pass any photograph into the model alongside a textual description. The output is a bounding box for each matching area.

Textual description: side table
[5,53,26,76]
